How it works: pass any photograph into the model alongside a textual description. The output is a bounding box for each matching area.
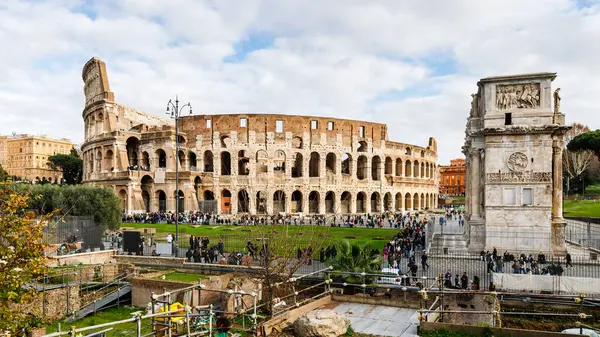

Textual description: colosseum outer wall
[80,57,440,216]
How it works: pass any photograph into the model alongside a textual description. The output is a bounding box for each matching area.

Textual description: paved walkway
[327,302,419,337]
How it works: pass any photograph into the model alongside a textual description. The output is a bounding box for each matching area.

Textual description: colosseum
[81,57,440,216]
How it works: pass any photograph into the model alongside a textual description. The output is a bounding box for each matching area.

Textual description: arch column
[266,190,274,214]
[231,190,238,215]
[350,194,357,214]
[285,190,292,214]
[319,191,326,215]
[364,194,371,214]
[231,152,238,176]
[249,191,256,215]
[302,191,310,215]
[167,190,176,213]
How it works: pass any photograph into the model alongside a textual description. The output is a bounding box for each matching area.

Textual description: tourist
[460,272,468,289]
[565,253,573,268]
[421,252,429,271]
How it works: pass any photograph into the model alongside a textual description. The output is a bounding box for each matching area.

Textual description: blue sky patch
[223,33,275,63]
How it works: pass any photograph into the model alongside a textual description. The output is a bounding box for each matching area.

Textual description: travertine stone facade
[463,73,569,254]
[81,57,439,216]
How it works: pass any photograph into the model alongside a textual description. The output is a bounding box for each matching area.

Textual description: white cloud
[0,0,599,164]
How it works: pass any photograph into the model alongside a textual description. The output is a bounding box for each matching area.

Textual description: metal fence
[32,263,128,320]
[566,219,600,251]
[44,216,106,256]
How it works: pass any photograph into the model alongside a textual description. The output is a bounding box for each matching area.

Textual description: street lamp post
[166,96,192,257]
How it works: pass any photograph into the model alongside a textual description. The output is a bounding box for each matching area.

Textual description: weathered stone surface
[464,72,570,254]
[293,309,350,337]
[79,57,439,216]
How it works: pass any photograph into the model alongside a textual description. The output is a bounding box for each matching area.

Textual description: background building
[81,57,440,215]
[2,134,75,183]
[439,158,466,196]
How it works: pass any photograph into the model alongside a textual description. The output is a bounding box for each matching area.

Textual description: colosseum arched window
[356,192,366,213]
[371,156,381,181]
[273,190,286,213]
[405,160,412,177]
[274,150,286,172]
[156,149,167,168]
[395,158,402,176]
[384,157,392,175]
[357,156,367,180]
[238,150,249,175]
[292,153,303,177]
[238,190,250,213]
[221,151,231,175]
[326,153,336,175]
[404,192,412,210]
[141,151,150,170]
[126,137,140,167]
[256,191,267,214]
[256,150,268,174]
[340,191,351,213]
[157,190,167,212]
[383,192,392,212]
[188,151,197,171]
[178,150,186,169]
[309,191,320,214]
[341,153,351,174]
[413,160,420,178]
[204,151,214,172]
[325,191,335,214]
[371,192,381,212]
[291,190,303,212]
[395,193,402,211]
[309,152,320,177]
[405,147,412,155]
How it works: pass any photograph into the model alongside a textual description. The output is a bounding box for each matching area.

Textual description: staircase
[67,284,131,322]
[429,233,469,255]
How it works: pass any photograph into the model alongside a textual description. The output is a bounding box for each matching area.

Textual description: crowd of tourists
[480,248,572,276]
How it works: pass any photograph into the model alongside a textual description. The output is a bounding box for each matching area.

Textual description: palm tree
[329,240,382,285]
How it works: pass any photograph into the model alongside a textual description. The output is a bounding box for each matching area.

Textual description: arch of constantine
[80,57,439,215]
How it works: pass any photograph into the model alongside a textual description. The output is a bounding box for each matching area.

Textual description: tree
[252,224,329,316]
[568,129,600,160]
[0,164,8,182]
[12,184,122,230]
[47,148,82,184]
[0,183,51,333]
[563,123,594,195]
[329,240,382,285]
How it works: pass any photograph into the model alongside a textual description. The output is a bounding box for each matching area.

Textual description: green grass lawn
[152,271,207,283]
[585,184,600,196]
[563,199,600,218]
[45,307,152,337]
[122,223,400,251]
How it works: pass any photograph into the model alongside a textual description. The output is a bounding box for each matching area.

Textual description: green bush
[12,184,121,230]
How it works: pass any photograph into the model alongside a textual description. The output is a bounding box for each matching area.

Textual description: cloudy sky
[1,0,599,163]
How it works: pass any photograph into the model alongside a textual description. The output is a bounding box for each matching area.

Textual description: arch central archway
[157,190,166,212]
[308,191,319,214]
[273,190,286,214]
[356,192,366,213]
[291,190,303,213]
[341,192,351,214]
[238,190,250,213]
[325,191,335,214]
[221,189,232,214]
